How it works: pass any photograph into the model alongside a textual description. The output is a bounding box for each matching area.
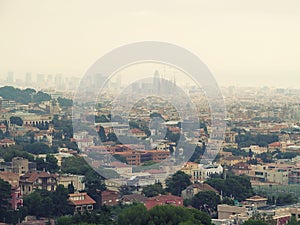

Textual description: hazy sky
[0,0,300,88]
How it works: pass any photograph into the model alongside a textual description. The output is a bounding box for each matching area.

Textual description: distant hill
[0,86,51,104]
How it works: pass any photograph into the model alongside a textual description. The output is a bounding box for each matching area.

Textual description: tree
[57,97,73,107]
[0,178,11,220]
[117,204,212,225]
[206,174,254,202]
[10,116,23,126]
[51,185,73,216]
[45,154,59,173]
[35,157,47,171]
[165,171,192,196]
[98,126,107,142]
[68,182,75,194]
[142,182,165,197]
[107,132,118,142]
[276,193,297,206]
[191,191,221,216]
[23,142,53,154]
[118,204,149,225]
[23,185,72,218]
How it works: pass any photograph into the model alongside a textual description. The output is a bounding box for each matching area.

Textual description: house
[121,193,147,205]
[19,171,57,195]
[181,183,219,199]
[0,138,15,148]
[69,192,96,214]
[145,193,183,210]
[101,190,120,206]
[57,174,85,192]
[244,195,268,208]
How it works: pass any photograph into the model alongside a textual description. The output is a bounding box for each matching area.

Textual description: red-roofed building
[0,138,15,148]
[145,194,183,210]
[20,171,57,195]
[69,192,96,214]
[130,128,147,138]
[100,190,120,206]
[268,142,283,152]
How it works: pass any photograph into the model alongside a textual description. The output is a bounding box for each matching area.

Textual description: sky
[0,0,300,88]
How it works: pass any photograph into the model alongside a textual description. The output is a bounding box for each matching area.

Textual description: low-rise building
[100,190,120,206]
[69,192,96,214]
[57,174,85,191]
[20,171,57,195]
[145,193,183,210]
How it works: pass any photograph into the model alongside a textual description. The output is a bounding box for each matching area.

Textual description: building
[145,193,183,210]
[12,157,29,175]
[181,183,219,199]
[0,138,16,148]
[69,192,96,214]
[244,195,268,208]
[217,204,248,220]
[100,190,120,207]
[20,171,57,195]
[57,174,85,191]
[181,162,223,182]
[121,194,147,205]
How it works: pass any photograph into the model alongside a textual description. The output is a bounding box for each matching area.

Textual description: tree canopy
[0,86,50,104]
[118,204,212,225]
[165,171,192,196]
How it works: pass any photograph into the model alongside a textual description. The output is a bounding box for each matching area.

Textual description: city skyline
[0,0,300,88]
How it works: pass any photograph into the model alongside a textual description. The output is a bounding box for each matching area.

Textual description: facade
[0,138,16,147]
[181,162,223,182]
[57,174,85,191]
[217,204,248,220]
[121,194,147,205]
[12,157,29,175]
[244,195,268,208]
[20,171,57,195]
[69,192,96,214]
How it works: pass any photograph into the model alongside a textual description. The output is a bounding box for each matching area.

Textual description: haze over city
[0,0,300,88]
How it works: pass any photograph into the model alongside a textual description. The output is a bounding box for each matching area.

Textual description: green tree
[51,185,73,216]
[191,191,221,216]
[206,174,253,201]
[142,182,165,197]
[165,171,192,196]
[0,178,11,221]
[10,116,23,126]
[107,132,118,142]
[45,154,59,173]
[117,204,212,225]
[118,204,149,225]
[57,97,73,107]
[23,142,54,154]
[98,126,107,142]
[68,182,75,194]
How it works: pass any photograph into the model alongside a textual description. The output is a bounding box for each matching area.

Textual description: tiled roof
[20,171,57,183]
[122,194,147,203]
[69,193,96,206]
